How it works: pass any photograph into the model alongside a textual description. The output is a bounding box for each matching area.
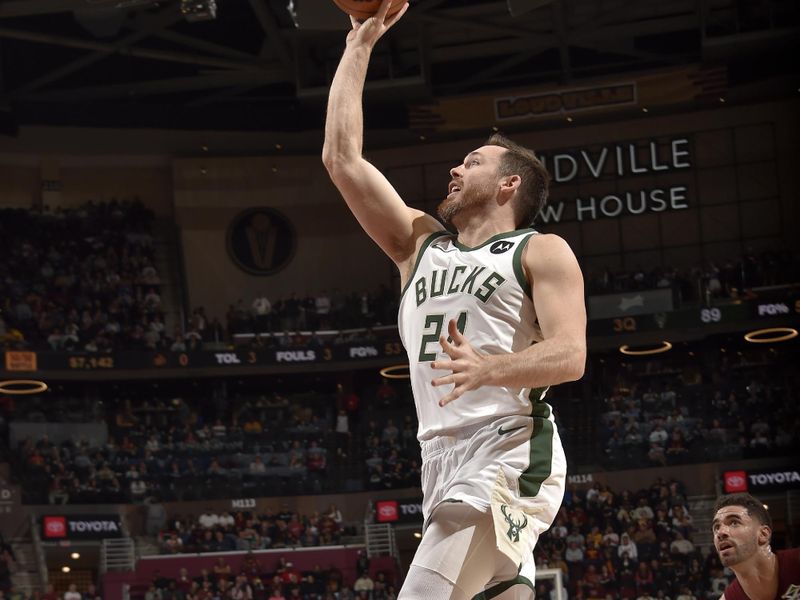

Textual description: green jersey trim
[471,575,535,599]
[519,400,554,498]
[400,231,449,297]
[452,228,536,252]
[529,387,549,411]
[512,232,536,300]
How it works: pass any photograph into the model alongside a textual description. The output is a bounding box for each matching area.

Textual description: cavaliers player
[323,1,586,598]
[712,493,800,599]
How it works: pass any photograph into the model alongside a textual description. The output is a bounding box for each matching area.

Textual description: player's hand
[430,318,491,406]
[346,0,409,48]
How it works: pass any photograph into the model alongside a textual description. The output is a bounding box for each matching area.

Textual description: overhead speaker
[287,0,351,30]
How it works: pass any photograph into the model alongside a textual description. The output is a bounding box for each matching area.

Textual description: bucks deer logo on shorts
[500,504,528,543]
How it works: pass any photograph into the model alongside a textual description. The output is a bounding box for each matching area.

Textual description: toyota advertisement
[723,469,800,494]
[42,515,123,540]
[375,498,424,524]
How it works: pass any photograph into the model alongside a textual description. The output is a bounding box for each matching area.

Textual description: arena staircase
[687,494,717,554]
[100,538,136,574]
[8,515,46,597]
[133,536,160,559]
[9,538,42,597]
[364,523,398,559]
[152,219,187,337]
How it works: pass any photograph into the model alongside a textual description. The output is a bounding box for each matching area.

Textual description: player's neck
[733,548,778,599]
[453,213,517,248]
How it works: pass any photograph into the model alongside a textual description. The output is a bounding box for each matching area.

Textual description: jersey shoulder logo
[490,240,514,254]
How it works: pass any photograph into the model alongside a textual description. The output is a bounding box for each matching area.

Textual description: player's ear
[497,175,521,203]
[757,524,772,547]
[500,174,521,191]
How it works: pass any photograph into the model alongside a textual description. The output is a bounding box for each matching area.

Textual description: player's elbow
[322,143,357,176]
[321,146,341,174]
[322,155,354,190]
[564,342,586,382]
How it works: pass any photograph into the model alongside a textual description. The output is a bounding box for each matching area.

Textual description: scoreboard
[1,291,797,378]
[588,296,800,337]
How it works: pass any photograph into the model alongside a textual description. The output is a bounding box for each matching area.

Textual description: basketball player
[712,493,800,599]
[323,1,586,598]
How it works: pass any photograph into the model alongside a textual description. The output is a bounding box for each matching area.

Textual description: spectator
[618,533,638,561]
[198,509,219,529]
[669,531,695,557]
[353,571,374,594]
[565,540,585,564]
[249,455,267,475]
[40,585,58,600]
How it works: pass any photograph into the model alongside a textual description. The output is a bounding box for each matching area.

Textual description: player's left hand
[430,318,491,406]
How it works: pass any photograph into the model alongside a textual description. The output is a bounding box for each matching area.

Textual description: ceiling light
[619,341,673,356]
[744,327,798,344]
[62,566,71,573]
[71,552,80,560]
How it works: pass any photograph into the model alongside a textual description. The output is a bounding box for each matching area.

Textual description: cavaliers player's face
[712,506,769,567]
[438,145,506,224]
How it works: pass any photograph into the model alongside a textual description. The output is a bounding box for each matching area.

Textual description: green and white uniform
[398,228,567,597]
[399,228,549,440]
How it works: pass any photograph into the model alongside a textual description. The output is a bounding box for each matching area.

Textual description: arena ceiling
[0,0,797,142]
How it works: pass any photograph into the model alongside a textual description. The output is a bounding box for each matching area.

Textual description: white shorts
[415,406,567,594]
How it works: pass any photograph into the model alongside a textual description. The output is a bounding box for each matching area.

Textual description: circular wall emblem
[226,207,296,275]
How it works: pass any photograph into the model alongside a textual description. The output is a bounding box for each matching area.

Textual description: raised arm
[322,0,440,268]
[432,233,586,405]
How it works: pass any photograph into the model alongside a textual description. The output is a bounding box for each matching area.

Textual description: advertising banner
[42,514,123,540]
[408,64,727,132]
[588,289,674,319]
[723,469,800,494]
[375,498,424,524]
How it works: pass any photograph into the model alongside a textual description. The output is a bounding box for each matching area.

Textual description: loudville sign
[42,515,123,540]
[535,137,692,224]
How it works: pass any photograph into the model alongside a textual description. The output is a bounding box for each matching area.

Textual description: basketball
[332,0,407,20]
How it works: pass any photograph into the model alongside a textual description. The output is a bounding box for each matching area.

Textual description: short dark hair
[485,133,550,227]
[713,493,772,529]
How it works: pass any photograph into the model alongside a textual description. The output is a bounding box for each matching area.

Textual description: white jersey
[398,228,549,441]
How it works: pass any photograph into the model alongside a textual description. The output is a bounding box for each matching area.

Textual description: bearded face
[712,507,769,567]
[436,170,498,225]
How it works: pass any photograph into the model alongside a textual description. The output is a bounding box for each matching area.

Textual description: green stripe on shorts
[519,403,554,498]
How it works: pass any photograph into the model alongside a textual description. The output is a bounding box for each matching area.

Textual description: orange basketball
[332,0,407,20]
